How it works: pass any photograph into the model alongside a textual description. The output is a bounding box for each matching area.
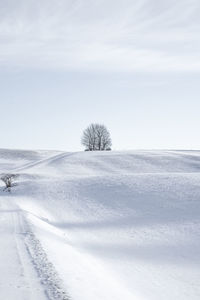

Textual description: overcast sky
[0,0,200,151]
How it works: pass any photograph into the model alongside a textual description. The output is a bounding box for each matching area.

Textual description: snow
[0,149,200,299]
[0,198,46,299]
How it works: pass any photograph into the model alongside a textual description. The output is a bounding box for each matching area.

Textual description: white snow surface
[0,149,200,300]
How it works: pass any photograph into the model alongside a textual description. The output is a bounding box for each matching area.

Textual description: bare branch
[1,174,19,192]
[81,123,112,151]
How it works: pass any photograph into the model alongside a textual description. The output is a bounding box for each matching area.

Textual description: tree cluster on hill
[81,123,112,151]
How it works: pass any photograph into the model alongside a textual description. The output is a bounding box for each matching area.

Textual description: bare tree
[1,174,18,192]
[81,123,112,151]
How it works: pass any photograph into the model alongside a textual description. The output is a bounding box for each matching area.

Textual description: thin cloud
[0,0,199,72]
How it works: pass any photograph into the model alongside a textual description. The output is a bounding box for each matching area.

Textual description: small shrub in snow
[1,174,18,192]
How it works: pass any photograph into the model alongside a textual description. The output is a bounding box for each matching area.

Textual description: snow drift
[0,149,200,300]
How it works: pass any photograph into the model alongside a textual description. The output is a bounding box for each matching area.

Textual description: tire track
[12,152,73,173]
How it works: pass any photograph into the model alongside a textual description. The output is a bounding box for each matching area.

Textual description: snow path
[12,152,75,173]
[0,197,69,300]
[0,197,46,299]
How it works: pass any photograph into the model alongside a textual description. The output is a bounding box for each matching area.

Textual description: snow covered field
[0,149,200,299]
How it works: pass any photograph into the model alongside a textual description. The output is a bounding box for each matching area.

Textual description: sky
[0,0,200,151]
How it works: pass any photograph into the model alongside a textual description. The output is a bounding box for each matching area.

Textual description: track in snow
[0,197,69,300]
[12,152,75,173]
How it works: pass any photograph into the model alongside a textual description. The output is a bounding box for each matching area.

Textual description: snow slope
[0,149,200,300]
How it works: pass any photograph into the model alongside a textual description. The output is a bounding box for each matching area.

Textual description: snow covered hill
[0,149,200,300]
